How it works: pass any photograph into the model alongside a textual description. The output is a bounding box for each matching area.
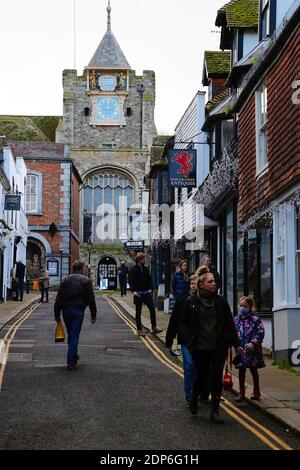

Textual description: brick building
[234,0,300,363]
[0,120,82,285]
[198,0,300,363]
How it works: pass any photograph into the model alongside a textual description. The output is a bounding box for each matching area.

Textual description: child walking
[234,296,265,402]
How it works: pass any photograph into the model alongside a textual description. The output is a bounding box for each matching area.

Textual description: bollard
[26,279,30,294]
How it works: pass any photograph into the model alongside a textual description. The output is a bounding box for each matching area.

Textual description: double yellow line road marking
[0,302,39,391]
[0,297,294,451]
[106,296,293,451]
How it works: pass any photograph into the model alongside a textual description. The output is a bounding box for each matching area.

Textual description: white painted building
[0,144,28,301]
[173,92,210,263]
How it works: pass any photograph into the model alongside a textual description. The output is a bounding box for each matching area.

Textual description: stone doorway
[26,238,46,281]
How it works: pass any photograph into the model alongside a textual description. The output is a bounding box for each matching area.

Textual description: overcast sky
[0,0,226,135]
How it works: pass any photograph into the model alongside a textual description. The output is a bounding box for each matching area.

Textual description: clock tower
[86,1,129,127]
[61,1,157,287]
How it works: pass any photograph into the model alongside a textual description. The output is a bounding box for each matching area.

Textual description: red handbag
[223,348,233,391]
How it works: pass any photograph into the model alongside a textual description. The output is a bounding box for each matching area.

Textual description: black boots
[210,398,224,424]
[189,392,198,415]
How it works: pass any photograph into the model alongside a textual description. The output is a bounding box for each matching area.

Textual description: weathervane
[107,1,112,32]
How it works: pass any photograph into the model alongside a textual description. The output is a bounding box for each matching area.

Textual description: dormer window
[261,0,270,37]
[260,0,276,40]
[208,80,213,102]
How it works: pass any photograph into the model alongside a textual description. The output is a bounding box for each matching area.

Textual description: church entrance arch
[26,237,46,281]
[98,256,118,290]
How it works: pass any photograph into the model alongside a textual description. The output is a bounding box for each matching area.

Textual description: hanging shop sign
[4,194,21,211]
[168,149,197,188]
[125,240,144,250]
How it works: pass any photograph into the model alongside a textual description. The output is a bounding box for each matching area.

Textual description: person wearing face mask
[234,296,265,402]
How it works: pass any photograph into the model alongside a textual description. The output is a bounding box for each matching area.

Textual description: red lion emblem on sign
[172,151,193,178]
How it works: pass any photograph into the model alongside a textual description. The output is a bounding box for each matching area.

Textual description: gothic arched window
[82,169,135,243]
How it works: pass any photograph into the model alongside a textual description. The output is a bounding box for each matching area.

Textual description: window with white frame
[26,173,42,214]
[275,210,286,304]
[261,0,271,38]
[256,84,268,174]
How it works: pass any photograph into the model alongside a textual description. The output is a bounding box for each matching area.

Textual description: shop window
[260,229,272,310]
[275,211,286,304]
[237,227,245,304]
[248,230,258,305]
[297,216,300,299]
[226,209,234,311]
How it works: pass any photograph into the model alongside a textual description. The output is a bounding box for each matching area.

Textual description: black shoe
[67,364,78,371]
[210,411,224,424]
[200,393,210,402]
[210,400,224,424]
[189,393,198,415]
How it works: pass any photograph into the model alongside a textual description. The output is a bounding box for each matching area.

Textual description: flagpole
[74,0,77,69]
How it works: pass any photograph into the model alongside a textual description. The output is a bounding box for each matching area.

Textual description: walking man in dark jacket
[129,252,163,337]
[54,260,97,371]
[13,260,26,301]
[118,261,129,297]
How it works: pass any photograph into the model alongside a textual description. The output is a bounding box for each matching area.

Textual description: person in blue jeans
[166,275,198,405]
[54,260,97,371]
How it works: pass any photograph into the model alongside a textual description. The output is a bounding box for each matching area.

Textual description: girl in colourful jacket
[234,296,265,402]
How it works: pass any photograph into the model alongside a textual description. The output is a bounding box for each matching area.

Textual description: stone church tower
[61,1,157,288]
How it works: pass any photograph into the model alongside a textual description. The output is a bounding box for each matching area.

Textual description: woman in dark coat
[180,272,241,424]
[172,259,190,300]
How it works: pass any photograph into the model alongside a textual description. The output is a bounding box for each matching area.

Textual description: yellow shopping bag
[55,320,65,343]
[32,279,39,291]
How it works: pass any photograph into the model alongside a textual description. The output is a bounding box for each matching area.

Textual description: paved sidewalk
[113,292,300,436]
[0,293,41,331]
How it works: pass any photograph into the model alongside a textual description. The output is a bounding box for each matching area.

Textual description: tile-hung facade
[62,3,157,288]
[233,0,300,365]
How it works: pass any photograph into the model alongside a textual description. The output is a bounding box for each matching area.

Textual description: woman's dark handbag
[223,348,233,391]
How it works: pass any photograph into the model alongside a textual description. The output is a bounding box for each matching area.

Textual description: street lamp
[59,249,63,284]
[137,83,145,149]
[87,237,93,278]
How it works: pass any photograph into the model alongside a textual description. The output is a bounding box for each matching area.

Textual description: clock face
[96,97,120,121]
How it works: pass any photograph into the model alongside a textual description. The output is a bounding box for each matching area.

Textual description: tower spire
[107,1,111,32]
